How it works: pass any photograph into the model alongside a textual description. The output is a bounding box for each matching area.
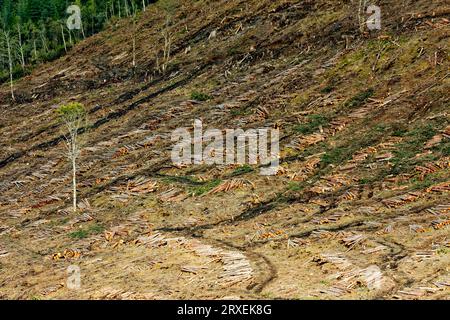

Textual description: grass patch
[161,175,203,186]
[287,181,303,191]
[88,223,105,234]
[229,165,254,177]
[190,91,212,101]
[410,175,439,190]
[344,88,374,108]
[321,126,385,167]
[390,124,438,175]
[433,140,450,157]
[69,223,104,239]
[189,179,222,196]
[69,229,89,239]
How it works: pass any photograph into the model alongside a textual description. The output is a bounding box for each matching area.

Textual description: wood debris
[158,188,188,202]
[66,212,94,228]
[314,253,353,270]
[0,248,10,258]
[426,204,450,215]
[409,224,426,233]
[287,238,309,248]
[136,233,168,247]
[382,192,420,208]
[181,265,208,274]
[41,284,63,296]
[206,178,253,195]
[424,134,443,149]
[92,287,156,300]
[289,157,321,181]
[189,241,253,285]
[295,133,326,149]
[375,152,394,162]
[426,181,450,192]
[311,230,334,239]
[312,211,349,225]
[431,219,450,230]
[411,250,435,261]
[104,226,130,242]
[52,249,81,261]
[320,285,350,297]
[340,234,366,250]
[443,125,450,139]
[362,246,387,254]
[114,177,160,194]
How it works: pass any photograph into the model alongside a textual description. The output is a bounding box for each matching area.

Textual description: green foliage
[0,64,32,84]
[321,126,384,166]
[390,124,438,175]
[157,0,178,16]
[190,91,212,101]
[321,147,345,165]
[39,44,67,62]
[410,174,440,190]
[189,179,222,196]
[287,181,302,191]
[69,223,104,239]
[344,88,374,108]
[69,229,88,239]
[0,0,149,81]
[88,223,105,234]
[295,114,329,135]
[57,102,86,120]
[230,165,254,177]
[433,140,450,157]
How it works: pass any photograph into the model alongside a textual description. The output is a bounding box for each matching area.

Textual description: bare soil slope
[0,0,449,299]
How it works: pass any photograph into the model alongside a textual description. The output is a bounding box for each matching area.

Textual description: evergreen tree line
[0,0,154,86]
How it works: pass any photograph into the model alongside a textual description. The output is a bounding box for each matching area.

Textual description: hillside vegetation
[0,0,449,299]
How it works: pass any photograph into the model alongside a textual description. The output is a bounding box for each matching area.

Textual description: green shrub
[190,91,212,101]
[390,124,438,174]
[189,179,222,196]
[295,114,329,135]
[230,165,254,177]
[69,223,104,239]
[69,230,88,239]
[0,65,32,84]
[344,88,374,108]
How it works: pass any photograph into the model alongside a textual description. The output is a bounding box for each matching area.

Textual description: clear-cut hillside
[0,0,449,299]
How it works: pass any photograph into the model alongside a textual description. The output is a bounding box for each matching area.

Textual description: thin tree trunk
[4,31,15,101]
[124,0,130,17]
[33,38,37,60]
[132,20,136,69]
[17,24,25,67]
[61,24,67,52]
[162,18,171,74]
[72,144,77,212]
[81,21,86,39]
[40,29,48,53]
[142,0,146,11]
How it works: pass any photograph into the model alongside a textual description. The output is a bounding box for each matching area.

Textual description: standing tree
[57,102,86,213]
[156,0,176,74]
[0,29,16,100]
[16,22,26,68]
[131,3,137,70]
